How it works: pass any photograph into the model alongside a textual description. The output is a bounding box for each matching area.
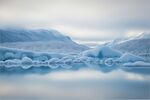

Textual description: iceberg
[82,46,122,59]
[0,47,64,61]
[21,57,33,69]
[118,53,145,63]
[123,61,150,67]
[0,29,149,73]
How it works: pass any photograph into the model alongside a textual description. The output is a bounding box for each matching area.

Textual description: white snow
[1,41,89,54]
[112,32,150,59]
[136,32,150,39]
[0,27,89,54]
[0,27,70,42]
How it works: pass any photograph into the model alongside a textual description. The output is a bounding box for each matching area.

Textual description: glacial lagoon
[0,65,149,100]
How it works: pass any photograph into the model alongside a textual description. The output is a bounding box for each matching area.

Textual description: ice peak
[137,32,150,39]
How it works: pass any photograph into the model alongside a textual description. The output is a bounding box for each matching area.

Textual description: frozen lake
[0,66,149,100]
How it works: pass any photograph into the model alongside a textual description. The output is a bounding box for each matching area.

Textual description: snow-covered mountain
[0,28,89,53]
[136,32,150,39]
[113,38,150,54]
[0,28,71,43]
[112,32,150,60]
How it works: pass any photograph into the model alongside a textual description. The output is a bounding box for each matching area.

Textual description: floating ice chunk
[0,52,4,61]
[4,52,15,60]
[123,61,150,67]
[4,59,21,68]
[21,57,32,69]
[82,46,122,59]
[14,52,22,59]
[104,58,115,66]
[48,58,60,69]
[61,65,72,69]
[33,55,48,61]
[4,60,14,68]
[61,58,72,69]
[118,53,144,63]
[82,48,100,58]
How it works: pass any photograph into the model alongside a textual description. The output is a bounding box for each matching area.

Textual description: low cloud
[0,0,150,41]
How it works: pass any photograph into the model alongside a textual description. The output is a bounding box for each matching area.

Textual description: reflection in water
[0,67,149,100]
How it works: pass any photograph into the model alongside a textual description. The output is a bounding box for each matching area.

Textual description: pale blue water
[0,66,149,100]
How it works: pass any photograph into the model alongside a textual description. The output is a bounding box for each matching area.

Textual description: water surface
[0,66,149,100]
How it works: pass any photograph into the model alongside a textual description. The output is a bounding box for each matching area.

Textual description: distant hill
[112,32,150,60]
[0,27,89,53]
[0,28,71,43]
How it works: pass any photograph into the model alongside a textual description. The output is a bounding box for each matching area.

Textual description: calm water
[0,66,149,100]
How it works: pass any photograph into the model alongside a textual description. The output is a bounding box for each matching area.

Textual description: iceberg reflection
[0,68,149,100]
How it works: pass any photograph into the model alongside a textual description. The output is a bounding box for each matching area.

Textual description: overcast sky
[0,0,150,41]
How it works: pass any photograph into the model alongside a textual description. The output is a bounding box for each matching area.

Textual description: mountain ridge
[0,28,72,43]
[0,27,89,53]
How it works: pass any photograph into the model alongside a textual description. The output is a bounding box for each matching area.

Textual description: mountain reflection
[0,68,149,100]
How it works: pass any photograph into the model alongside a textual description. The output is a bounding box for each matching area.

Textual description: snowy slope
[0,28,71,43]
[110,32,150,60]
[136,32,150,39]
[0,28,89,53]
[0,41,88,54]
[113,38,150,53]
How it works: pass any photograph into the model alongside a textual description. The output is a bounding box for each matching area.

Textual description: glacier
[0,45,149,70]
[0,28,150,73]
[0,27,89,54]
